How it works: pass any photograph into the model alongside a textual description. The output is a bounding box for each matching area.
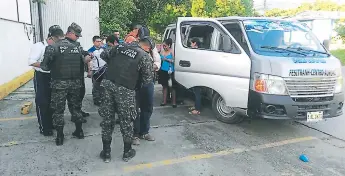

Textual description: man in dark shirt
[98,37,154,163]
[41,22,92,146]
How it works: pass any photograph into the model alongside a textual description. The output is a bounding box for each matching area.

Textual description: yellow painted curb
[0,69,34,100]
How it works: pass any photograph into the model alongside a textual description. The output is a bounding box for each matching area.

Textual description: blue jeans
[134,82,154,136]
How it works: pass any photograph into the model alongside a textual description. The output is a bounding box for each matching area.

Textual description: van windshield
[243,19,329,57]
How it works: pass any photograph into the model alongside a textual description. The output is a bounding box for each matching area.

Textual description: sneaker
[132,137,140,145]
[140,134,155,141]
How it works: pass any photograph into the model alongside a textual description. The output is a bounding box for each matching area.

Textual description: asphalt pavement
[1,76,345,176]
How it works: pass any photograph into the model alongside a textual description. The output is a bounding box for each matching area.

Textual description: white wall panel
[0,0,18,21]
[0,19,34,85]
[18,0,31,24]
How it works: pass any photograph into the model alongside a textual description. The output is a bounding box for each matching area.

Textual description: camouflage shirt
[138,51,154,85]
[41,37,89,89]
[100,46,113,63]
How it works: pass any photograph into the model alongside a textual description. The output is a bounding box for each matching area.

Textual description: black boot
[71,116,87,123]
[81,111,90,117]
[55,127,64,146]
[72,123,84,139]
[122,142,136,162]
[100,139,111,163]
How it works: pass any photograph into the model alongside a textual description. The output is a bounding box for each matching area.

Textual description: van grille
[284,77,336,98]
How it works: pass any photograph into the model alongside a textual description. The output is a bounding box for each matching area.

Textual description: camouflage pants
[51,88,83,127]
[99,80,137,143]
[92,78,104,105]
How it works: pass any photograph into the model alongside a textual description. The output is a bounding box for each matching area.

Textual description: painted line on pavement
[0,104,192,122]
[0,116,36,122]
[123,136,317,173]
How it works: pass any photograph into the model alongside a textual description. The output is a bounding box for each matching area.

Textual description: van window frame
[168,28,176,42]
[221,21,251,55]
[163,28,171,42]
[180,21,242,54]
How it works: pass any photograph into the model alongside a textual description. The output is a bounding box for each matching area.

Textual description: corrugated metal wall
[31,0,100,49]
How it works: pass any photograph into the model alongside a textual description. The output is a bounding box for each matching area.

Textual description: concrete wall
[0,19,34,86]
[0,0,34,86]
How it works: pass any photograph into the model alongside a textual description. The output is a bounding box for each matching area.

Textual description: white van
[163,17,344,124]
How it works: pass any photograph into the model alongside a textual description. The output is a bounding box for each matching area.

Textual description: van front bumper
[247,90,344,120]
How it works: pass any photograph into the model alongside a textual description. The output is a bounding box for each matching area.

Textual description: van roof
[166,16,295,27]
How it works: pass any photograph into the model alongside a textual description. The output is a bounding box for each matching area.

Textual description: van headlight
[253,73,288,95]
[334,76,343,93]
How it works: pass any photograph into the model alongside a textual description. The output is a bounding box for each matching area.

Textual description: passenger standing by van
[28,25,60,136]
[189,38,202,115]
[158,38,177,107]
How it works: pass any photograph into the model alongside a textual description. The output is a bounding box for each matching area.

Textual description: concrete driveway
[1,77,345,176]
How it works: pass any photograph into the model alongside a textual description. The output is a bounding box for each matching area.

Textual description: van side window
[164,29,170,41]
[223,23,249,55]
[218,34,241,54]
[183,25,214,49]
[169,29,176,42]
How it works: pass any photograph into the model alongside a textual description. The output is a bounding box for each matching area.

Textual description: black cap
[67,22,82,37]
[48,25,61,37]
[139,36,155,51]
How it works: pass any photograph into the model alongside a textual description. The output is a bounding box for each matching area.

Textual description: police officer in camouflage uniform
[98,37,155,162]
[41,23,92,146]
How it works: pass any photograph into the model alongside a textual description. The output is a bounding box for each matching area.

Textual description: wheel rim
[216,96,236,118]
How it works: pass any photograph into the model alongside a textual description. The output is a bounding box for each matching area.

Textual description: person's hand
[153,64,158,71]
[85,55,92,63]
[87,71,92,78]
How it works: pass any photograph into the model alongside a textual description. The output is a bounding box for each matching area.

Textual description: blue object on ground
[299,154,309,162]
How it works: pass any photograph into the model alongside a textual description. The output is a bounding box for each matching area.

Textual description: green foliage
[242,0,254,16]
[99,0,136,37]
[335,22,345,42]
[331,49,345,65]
[99,0,254,37]
[149,2,190,34]
[265,0,345,17]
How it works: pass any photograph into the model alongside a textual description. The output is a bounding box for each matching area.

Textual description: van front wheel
[211,93,244,124]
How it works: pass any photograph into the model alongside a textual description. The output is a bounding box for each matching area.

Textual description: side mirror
[323,39,330,51]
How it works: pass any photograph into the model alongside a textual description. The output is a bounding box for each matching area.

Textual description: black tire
[211,93,244,124]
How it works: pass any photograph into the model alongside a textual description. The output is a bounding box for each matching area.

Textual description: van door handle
[179,60,191,67]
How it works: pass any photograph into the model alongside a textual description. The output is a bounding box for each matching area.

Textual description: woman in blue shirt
[158,38,177,108]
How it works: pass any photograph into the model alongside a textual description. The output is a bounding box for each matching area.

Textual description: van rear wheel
[211,93,244,124]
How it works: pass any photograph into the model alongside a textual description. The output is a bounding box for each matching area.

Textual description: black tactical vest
[105,43,145,90]
[50,39,83,80]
